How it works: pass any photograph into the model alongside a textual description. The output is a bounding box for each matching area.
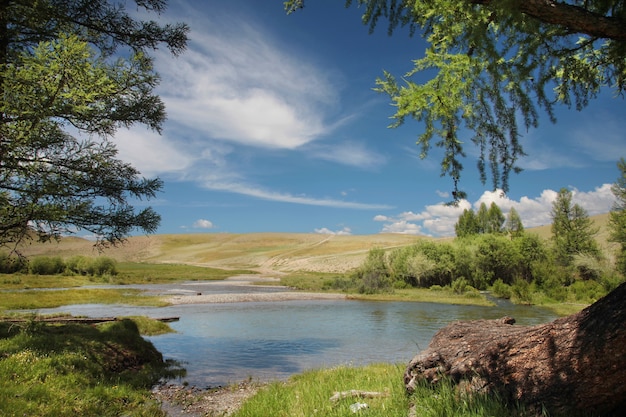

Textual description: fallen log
[404,281,626,416]
[2,316,179,324]
[329,390,389,402]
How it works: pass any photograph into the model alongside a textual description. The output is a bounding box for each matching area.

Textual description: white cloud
[380,220,424,235]
[374,186,615,237]
[315,227,352,235]
[154,21,335,150]
[109,6,394,210]
[205,181,393,210]
[193,219,214,229]
[111,128,195,177]
[308,141,386,169]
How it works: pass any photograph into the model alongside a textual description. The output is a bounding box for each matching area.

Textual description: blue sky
[111,0,624,237]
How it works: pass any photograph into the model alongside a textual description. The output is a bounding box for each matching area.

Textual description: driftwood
[2,316,179,324]
[404,281,626,416]
[329,390,389,402]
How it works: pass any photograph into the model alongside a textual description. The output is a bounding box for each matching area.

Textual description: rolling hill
[13,213,615,274]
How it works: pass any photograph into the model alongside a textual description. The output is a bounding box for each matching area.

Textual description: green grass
[0,288,168,310]
[115,262,257,284]
[232,364,530,417]
[0,319,181,417]
[278,272,495,306]
[349,287,494,306]
[0,262,257,290]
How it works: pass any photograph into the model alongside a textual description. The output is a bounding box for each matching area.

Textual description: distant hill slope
[15,233,425,273]
[13,213,615,274]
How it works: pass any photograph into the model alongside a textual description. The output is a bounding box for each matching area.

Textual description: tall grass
[232,364,531,417]
[0,288,168,310]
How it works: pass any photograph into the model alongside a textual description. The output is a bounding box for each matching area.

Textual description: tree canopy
[285,0,626,198]
[0,1,189,251]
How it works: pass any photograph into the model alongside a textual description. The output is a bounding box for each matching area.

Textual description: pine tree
[0,1,189,251]
[609,158,626,275]
[505,207,524,238]
[551,188,600,265]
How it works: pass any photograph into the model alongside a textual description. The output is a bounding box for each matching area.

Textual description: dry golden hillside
[13,213,615,274]
[15,232,425,273]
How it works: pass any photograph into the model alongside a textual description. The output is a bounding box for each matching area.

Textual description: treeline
[349,165,626,305]
[0,254,118,277]
[350,234,620,304]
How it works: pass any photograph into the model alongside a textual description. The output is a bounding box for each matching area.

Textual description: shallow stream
[36,281,557,387]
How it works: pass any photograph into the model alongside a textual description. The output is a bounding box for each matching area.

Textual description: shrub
[473,234,521,288]
[29,256,65,275]
[92,257,118,276]
[0,253,27,274]
[491,279,512,299]
[451,277,471,294]
[511,279,532,304]
[353,248,392,294]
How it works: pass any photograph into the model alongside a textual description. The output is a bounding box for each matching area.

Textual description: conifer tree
[609,158,626,275]
[0,1,189,250]
[551,188,600,265]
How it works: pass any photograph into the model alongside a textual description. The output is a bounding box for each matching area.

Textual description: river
[35,281,557,388]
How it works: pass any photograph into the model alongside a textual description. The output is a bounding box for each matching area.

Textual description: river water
[36,282,557,388]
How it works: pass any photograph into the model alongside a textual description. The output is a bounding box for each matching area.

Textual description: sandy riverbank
[164,291,347,304]
[162,274,347,305]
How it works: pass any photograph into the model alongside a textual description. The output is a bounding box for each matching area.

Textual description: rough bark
[472,0,626,41]
[404,281,626,416]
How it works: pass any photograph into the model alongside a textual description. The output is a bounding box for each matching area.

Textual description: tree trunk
[404,282,626,416]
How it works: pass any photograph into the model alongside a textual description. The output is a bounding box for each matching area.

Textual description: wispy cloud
[205,181,393,210]
[112,4,392,209]
[307,141,387,169]
[375,186,615,236]
[155,20,336,150]
[315,227,352,235]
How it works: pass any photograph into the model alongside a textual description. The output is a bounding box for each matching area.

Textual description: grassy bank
[278,272,495,306]
[0,262,257,290]
[0,318,181,417]
[231,364,530,417]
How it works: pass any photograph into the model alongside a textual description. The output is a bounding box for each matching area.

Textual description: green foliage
[0,252,27,273]
[455,208,479,237]
[19,255,118,276]
[455,201,513,238]
[1,1,189,251]
[609,158,626,275]
[388,241,458,287]
[510,279,533,304]
[28,256,65,275]
[354,224,624,307]
[505,207,525,237]
[287,0,626,197]
[472,234,521,288]
[0,319,181,416]
[551,188,601,265]
[352,248,393,294]
[491,279,512,299]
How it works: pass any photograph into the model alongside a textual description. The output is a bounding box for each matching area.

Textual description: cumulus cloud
[193,219,215,229]
[315,227,352,235]
[374,186,615,237]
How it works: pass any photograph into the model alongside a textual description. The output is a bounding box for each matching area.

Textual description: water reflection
[35,283,557,388]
